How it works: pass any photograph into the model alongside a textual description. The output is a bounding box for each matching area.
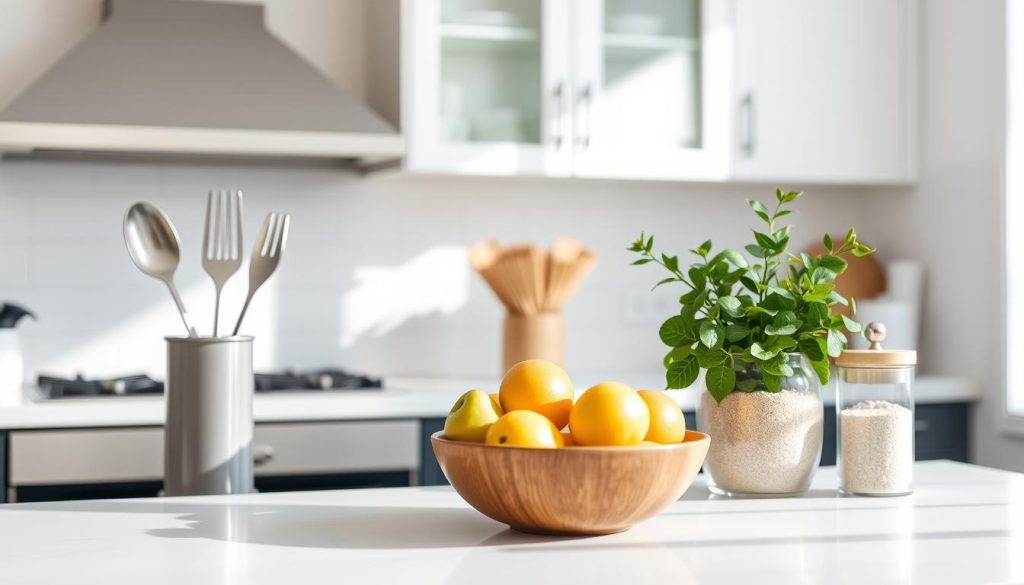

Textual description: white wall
[0,161,867,380]
[864,0,1024,471]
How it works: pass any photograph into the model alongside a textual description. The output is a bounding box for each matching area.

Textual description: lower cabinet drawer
[10,420,420,486]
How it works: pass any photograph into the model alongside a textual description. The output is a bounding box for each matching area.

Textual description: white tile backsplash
[0,158,869,382]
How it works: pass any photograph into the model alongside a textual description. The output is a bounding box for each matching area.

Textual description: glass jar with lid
[834,322,917,496]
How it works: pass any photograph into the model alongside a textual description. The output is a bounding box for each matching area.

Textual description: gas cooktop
[37,369,383,399]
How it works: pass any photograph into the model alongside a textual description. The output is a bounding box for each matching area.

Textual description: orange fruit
[499,360,574,429]
[638,390,687,444]
[639,440,660,446]
[569,382,650,446]
[560,431,577,446]
[485,410,564,448]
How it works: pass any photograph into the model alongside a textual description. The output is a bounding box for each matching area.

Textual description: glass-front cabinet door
[571,0,730,180]
[403,0,572,175]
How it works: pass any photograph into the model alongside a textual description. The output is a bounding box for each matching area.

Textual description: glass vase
[697,353,824,497]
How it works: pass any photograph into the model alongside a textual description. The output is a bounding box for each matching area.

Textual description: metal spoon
[123,202,198,337]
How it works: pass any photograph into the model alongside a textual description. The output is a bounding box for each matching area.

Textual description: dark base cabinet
[419,417,448,487]
[415,404,970,486]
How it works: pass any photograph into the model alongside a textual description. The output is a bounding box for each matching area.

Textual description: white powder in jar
[840,400,913,494]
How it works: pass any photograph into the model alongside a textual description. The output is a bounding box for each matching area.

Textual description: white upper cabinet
[402,0,572,175]
[401,0,916,184]
[731,0,916,183]
[571,0,731,181]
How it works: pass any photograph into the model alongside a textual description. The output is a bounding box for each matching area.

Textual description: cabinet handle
[551,81,564,149]
[253,444,275,467]
[740,91,756,157]
[578,83,592,149]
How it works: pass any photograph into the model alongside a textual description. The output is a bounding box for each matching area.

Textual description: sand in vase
[699,389,824,496]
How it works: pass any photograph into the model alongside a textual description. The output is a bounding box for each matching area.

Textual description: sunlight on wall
[339,246,470,348]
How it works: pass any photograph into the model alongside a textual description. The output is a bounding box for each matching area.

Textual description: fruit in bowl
[432,360,711,535]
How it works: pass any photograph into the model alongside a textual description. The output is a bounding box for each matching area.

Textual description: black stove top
[38,369,383,399]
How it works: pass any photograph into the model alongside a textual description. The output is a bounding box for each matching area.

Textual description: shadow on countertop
[3,498,585,550]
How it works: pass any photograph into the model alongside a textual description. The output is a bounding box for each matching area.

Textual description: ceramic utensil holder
[164,336,254,496]
[502,313,564,372]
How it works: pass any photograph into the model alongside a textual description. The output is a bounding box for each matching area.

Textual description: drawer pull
[253,444,275,466]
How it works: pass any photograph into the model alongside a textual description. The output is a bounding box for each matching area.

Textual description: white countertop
[0,461,1019,584]
[0,375,979,431]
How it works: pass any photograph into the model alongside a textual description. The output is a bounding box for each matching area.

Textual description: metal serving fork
[202,189,243,336]
[232,211,290,336]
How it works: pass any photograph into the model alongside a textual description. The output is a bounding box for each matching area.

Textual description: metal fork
[232,211,290,336]
[202,189,243,336]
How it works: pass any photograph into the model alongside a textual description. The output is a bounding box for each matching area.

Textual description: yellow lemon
[569,382,650,446]
[485,410,564,448]
[638,390,687,444]
[499,360,574,429]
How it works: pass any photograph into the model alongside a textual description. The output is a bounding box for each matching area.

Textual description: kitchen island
[0,461,1019,584]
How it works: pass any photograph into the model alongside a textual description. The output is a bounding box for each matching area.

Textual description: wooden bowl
[431,430,710,536]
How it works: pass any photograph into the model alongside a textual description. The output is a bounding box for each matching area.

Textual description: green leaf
[841,315,863,333]
[663,346,693,368]
[745,244,769,259]
[781,190,802,203]
[725,323,751,342]
[852,244,874,257]
[765,310,799,336]
[826,328,847,358]
[850,297,858,315]
[798,337,825,362]
[652,277,678,290]
[718,296,743,317]
[696,346,727,368]
[666,356,699,389]
[739,275,760,293]
[802,283,834,301]
[802,302,828,326]
[809,357,831,386]
[659,315,690,347]
[699,320,721,348]
[705,365,737,403]
[662,254,679,273]
[845,227,857,244]
[823,233,834,252]
[631,258,652,265]
[761,354,793,377]
[754,231,777,250]
[747,199,771,222]
[762,372,782,392]
[698,240,712,257]
[750,342,779,360]
[720,249,748,268]
[688,266,707,290]
[817,255,848,275]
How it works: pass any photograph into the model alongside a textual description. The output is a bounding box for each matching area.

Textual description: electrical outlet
[620,287,678,326]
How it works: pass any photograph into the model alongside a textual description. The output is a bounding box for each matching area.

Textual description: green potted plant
[629,189,873,497]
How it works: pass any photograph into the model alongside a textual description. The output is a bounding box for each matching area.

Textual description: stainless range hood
[0,0,403,167]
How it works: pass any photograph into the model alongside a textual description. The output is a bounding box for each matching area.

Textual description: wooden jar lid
[836,321,917,368]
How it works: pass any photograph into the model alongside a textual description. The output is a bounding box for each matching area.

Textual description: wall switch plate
[620,287,679,326]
